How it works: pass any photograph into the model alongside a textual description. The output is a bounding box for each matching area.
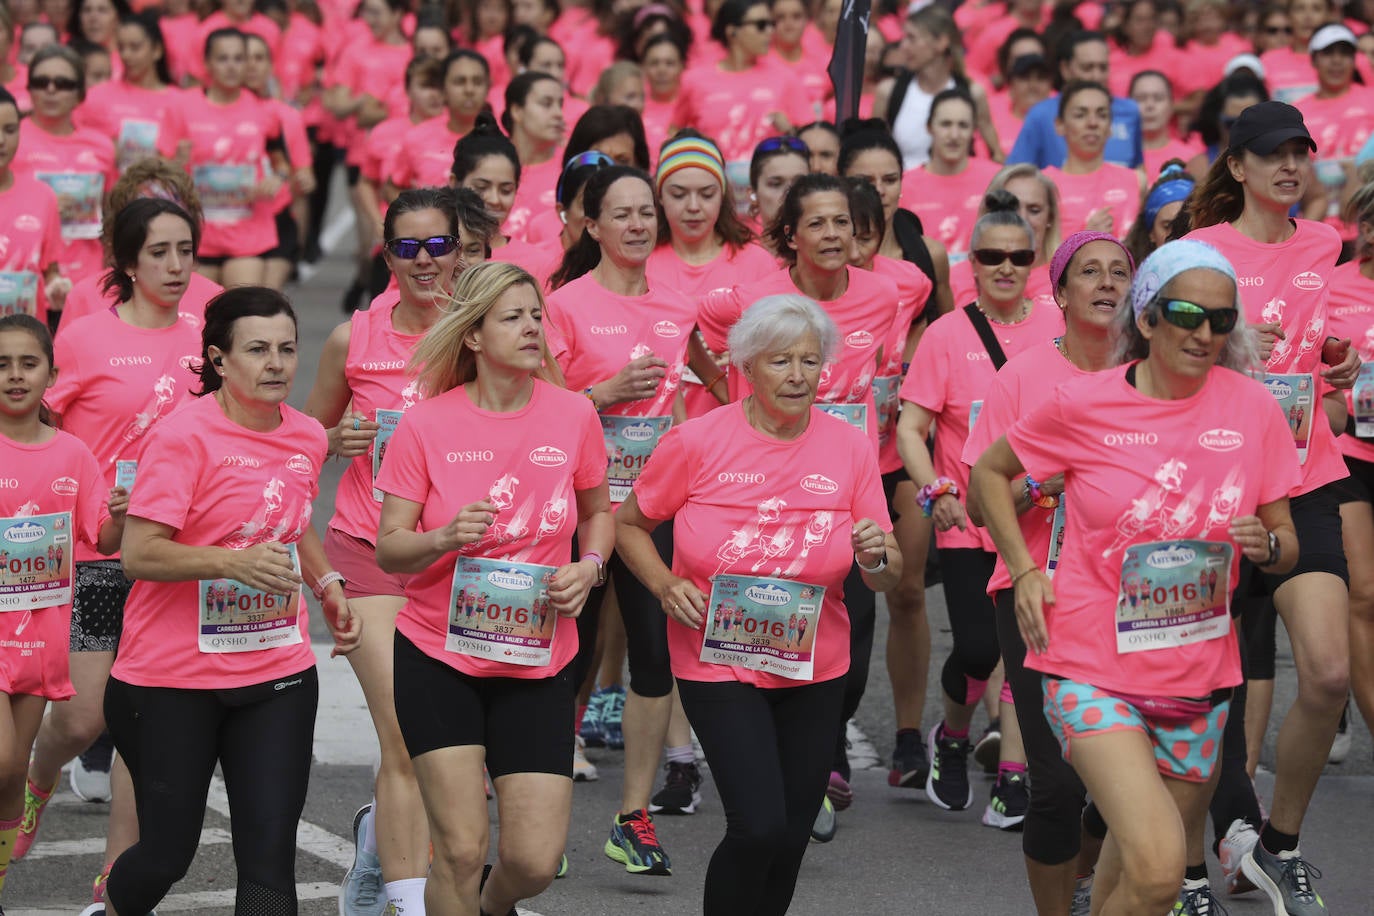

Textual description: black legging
[836,564,876,777]
[994,589,1087,864]
[939,548,1002,704]
[678,675,846,916]
[104,668,318,916]
[611,520,675,698]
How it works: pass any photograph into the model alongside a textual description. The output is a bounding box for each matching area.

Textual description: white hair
[728,294,839,371]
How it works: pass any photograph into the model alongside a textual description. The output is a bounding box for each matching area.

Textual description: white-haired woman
[375,261,613,916]
[616,294,900,916]
[970,239,1300,916]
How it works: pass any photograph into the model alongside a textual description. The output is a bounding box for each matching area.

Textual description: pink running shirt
[901,159,1003,261]
[872,255,934,474]
[1042,164,1142,238]
[75,80,188,170]
[1006,364,1300,698]
[633,402,891,687]
[112,396,326,689]
[378,381,606,678]
[1294,85,1374,239]
[0,176,63,323]
[181,90,283,259]
[1325,258,1374,464]
[671,61,813,164]
[505,157,561,243]
[58,272,221,331]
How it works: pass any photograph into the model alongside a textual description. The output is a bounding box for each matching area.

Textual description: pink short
[0,605,75,700]
[324,527,410,600]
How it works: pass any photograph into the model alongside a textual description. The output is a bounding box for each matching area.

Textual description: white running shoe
[573,735,599,782]
[339,804,387,916]
[1218,818,1259,895]
[70,755,112,804]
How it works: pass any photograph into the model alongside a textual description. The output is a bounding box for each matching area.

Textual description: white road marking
[24,827,232,861]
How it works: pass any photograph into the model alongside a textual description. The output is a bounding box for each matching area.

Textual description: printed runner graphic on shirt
[446,557,558,666]
[0,271,38,317]
[1116,539,1232,654]
[123,375,180,446]
[700,574,824,680]
[34,172,104,240]
[0,512,73,611]
[602,415,672,504]
[198,544,302,654]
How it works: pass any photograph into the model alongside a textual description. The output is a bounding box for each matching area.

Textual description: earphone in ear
[213,357,223,367]
[1145,314,1158,327]
[559,211,568,224]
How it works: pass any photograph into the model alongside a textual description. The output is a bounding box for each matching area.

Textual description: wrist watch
[582,552,607,586]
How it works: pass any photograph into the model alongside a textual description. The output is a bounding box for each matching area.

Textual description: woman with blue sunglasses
[305,187,496,916]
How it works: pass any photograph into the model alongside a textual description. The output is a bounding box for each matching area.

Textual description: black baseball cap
[1228,101,1317,155]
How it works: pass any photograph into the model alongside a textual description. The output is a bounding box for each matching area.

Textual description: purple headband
[1049,231,1134,292]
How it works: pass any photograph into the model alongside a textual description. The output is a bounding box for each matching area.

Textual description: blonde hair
[410,261,566,398]
[1342,161,1374,259]
[987,163,1062,265]
[591,61,643,106]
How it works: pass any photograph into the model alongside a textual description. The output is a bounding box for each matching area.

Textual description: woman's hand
[1321,337,1361,389]
[548,558,599,618]
[1084,206,1115,234]
[44,274,72,312]
[1229,514,1275,565]
[598,354,669,406]
[851,517,887,568]
[223,542,301,595]
[255,172,285,201]
[1013,569,1054,655]
[656,576,707,629]
[931,493,967,532]
[1038,473,1065,500]
[330,411,379,458]
[321,585,362,657]
[1252,321,1285,363]
[106,486,130,523]
[433,501,499,554]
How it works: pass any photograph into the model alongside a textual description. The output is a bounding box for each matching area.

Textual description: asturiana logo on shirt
[1198,428,1244,452]
[50,477,79,496]
[800,474,839,495]
[488,567,535,591]
[286,454,314,475]
[845,330,874,349]
[14,215,41,232]
[1145,543,1197,570]
[653,320,681,338]
[529,445,568,467]
[3,520,47,544]
[1292,271,1324,291]
[745,582,792,606]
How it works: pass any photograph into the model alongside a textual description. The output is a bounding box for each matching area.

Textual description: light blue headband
[1130,239,1238,317]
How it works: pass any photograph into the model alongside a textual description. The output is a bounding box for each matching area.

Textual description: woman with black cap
[1186,98,1360,914]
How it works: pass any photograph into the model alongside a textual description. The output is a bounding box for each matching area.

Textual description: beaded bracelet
[1024,475,1059,509]
[918,477,960,517]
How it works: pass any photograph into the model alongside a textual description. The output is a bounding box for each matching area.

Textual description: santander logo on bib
[1198,428,1244,452]
[50,477,79,496]
[1292,271,1324,291]
[800,474,839,495]
[529,446,568,467]
[845,330,874,349]
[653,320,681,338]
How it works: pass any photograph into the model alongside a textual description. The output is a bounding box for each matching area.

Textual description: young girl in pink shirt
[502,71,566,243]
[1043,81,1146,238]
[375,262,611,916]
[0,314,122,911]
[103,287,358,916]
[306,187,496,916]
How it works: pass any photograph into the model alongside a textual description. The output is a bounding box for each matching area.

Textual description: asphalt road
[7,205,1372,916]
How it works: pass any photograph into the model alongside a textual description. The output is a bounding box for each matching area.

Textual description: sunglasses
[1264,25,1292,35]
[556,150,614,204]
[739,17,775,30]
[384,235,460,259]
[755,135,809,156]
[1159,299,1239,333]
[29,75,80,92]
[971,248,1035,267]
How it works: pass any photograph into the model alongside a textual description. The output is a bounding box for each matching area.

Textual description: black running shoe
[888,728,930,788]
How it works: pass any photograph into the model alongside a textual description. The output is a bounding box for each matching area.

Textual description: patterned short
[70,561,133,653]
[1041,676,1229,783]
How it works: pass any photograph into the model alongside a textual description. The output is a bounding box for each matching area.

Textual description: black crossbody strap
[963,303,1008,370]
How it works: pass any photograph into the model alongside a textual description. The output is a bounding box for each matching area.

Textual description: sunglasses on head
[755,135,809,156]
[385,235,460,259]
[1158,299,1239,333]
[29,75,79,92]
[971,248,1035,267]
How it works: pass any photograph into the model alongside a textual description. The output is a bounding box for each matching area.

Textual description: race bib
[873,374,901,447]
[699,574,825,681]
[115,460,138,492]
[0,512,73,611]
[969,399,984,435]
[1353,364,1374,438]
[818,402,867,432]
[1314,159,1349,219]
[198,544,303,653]
[725,159,752,218]
[1260,373,1313,464]
[1116,539,1231,654]
[446,557,558,666]
[602,415,672,504]
[0,271,38,317]
[194,164,257,223]
[371,409,403,502]
[116,119,160,170]
[34,171,104,240]
[1046,497,1066,579]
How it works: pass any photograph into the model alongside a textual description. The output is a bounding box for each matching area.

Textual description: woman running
[1042,80,1146,237]
[0,87,67,324]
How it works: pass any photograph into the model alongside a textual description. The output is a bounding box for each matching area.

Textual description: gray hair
[1110,276,1259,372]
[728,294,839,372]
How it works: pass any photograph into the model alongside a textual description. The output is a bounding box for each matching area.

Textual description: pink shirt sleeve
[127,420,203,532]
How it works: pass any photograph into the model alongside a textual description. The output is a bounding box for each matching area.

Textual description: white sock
[359,798,379,856]
[385,877,427,913]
